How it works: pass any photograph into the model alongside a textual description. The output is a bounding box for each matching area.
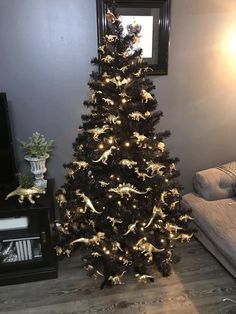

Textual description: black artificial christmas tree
[55,2,193,288]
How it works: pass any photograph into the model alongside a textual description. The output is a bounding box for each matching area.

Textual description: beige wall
[155,0,236,192]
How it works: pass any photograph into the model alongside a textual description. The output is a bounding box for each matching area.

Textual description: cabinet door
[0,209,54,271]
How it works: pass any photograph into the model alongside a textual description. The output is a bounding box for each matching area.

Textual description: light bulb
[121,98,127,104]
[125,142,130,147]
[98,144,104,149]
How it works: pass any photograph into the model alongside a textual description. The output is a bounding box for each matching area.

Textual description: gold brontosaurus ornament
[108,183,151,198]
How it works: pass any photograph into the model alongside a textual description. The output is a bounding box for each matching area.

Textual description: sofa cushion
[182,192,236,277]
[193,167,234,201]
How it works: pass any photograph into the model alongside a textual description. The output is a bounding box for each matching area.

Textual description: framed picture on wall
[96,0,171,75]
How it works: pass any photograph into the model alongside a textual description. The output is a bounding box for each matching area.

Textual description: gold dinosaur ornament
[124,220,139,235]
[179,214,194,222]
[93,146,116,164]
[145,206,167,228]
[119,159,137,169]
[99,181,109,187]
[165,223,183,233]
[73,161,89,170]
[54,245,63,256]
[108,183,151,198]
[98,45,105,54]
[135,238,165,262]
[170,188,180,196]
[157,142,165,152]
[87,125,110,141]
[118,48,132,58]
[102,55,114,63]
[133,132,147,144]
[140,89,154,103]
[111,77,129,88]
[91,252,102,257]
[137,56,143,64]
[105,34,118,42]
[70,232,105,246]
[170,163,177,172]
[106,9,119,24]
[118,91,129,98]
[135,274,154,283]
[146,161,166,175]
[75,190,102,214]
[91,90,102,103]
[134,168,153,181]
[170,200,180,210]
[107,216,123,227]
[108,271,126,285]
[5,186,46,204]
[173,233,193,242]
[56,193,67,206]
[112,241,123,252]
[105,114,121,124]
[134,68,142,77]
[119,65,129,73]
[102,98,114,106]
[129,111,149,121]
[66,168,74,178]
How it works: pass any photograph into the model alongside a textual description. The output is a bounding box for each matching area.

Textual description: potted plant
[20,132,54,188]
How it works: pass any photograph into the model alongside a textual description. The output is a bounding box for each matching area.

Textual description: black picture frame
[96,0,171,75]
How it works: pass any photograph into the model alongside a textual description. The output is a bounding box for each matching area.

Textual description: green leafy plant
[17,172,34,188]
[20,132,54,158]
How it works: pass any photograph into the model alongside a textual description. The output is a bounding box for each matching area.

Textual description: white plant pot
[24,154,49,188]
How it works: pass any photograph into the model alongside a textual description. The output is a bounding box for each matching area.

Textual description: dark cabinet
[0,179,58,286]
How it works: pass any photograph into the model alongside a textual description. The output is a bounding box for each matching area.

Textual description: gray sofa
[182,164,236,278]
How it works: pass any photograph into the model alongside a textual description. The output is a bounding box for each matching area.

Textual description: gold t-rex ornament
[105,114,120,124]
[75,190,102,214]
[133,132,147,144]
[70,232,105,246]
[146,161,166,175]
[87,125,110,141]
[93,146,116,164]
[135,238,165,262]
[5,186,45,204]
[107,216,123,227]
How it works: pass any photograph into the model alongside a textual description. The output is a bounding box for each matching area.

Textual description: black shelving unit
[0,179,58,286]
